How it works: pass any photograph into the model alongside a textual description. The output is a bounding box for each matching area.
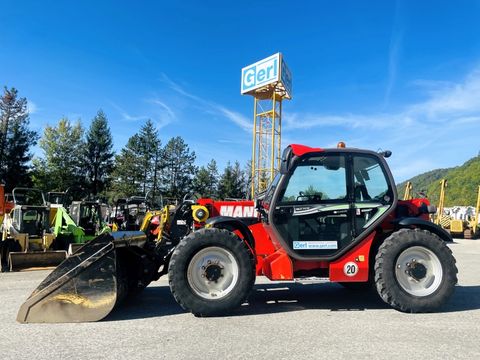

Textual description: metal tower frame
[251,92,283,197]
[241,53,292,198]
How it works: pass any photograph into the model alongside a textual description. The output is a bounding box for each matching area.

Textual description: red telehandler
[17,144,457,323]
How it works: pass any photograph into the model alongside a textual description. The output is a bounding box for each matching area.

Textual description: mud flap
[17,231,148,323]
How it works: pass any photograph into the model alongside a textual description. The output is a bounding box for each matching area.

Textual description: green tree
[0,87,38,191]
[160,136,196,199]
[83,110,114,195]
[138,119,161,195]
[110,134,143,197]
[192,159,218,198]
[32,118,85,191]
[217,161,246,199]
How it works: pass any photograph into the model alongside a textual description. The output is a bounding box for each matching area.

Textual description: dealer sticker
[293,241,338,250]
[343,261,359,277]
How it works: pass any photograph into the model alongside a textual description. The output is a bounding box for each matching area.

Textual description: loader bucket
[9,251,67,272]
[17,231,148,323]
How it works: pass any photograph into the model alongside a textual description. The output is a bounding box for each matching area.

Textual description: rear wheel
[374,228,457,312]
[168,228,255,316]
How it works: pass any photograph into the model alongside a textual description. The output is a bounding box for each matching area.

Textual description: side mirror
[379,150,392,158]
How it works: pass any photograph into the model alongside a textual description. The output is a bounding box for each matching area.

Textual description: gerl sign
[241,53,292,98]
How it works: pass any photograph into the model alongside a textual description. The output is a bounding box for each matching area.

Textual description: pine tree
[83,110,114,195]
[138,119,161,195]
[192,159,219,198]
[110,134,143,197]
[217,161,246,199]
[32,118,85,191]
[160,136,196,199]
[0,87,38,191]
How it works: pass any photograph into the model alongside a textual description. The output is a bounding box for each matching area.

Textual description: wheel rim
[187,246,239,300]
[395,246,443,297]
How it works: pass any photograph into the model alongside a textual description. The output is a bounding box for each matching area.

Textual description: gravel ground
[0,239,479,359]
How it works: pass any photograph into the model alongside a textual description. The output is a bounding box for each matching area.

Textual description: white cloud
[27,100,38,114]
[148,99,175,119]
[162,73,252,132]
[281,65,480,181]
[408,68,480,119]
[111,103,149,122]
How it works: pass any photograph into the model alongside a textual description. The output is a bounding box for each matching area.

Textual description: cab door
[271,154,354,257]
[352,154,394,238]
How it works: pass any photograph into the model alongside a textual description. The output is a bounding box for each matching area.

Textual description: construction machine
[403,181,413,200]
[0,184,14,225]
[1,188,67,272]
[470,185,480,237]
[111,196,147,231]
[17,144,457,323]
[434,180,479,239]
[67,199,110,250]
[458,185,480,239]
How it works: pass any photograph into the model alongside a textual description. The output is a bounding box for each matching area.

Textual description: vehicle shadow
[104,282,480,321]
[104,286,184,321]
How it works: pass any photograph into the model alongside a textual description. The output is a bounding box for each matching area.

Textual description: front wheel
[374,228,457,312]
[168,228,255,316]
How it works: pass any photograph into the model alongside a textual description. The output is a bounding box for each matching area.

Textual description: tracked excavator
[17,144,458,323]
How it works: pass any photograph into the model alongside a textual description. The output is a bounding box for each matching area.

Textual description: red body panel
[400,198,431,221]
[290,144,324,156]
[195,196,431,283]
[328,232,375,282]
[197,198,257,218]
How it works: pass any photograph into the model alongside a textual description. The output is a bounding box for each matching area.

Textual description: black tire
[168,228,255,316]
[374,228,458,313]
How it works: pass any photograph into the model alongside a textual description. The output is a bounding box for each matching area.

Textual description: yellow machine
[403,181,413,201]
[1,188,67,271]
[434,180,480,239]
[463,185,480,239]
[433,179,449,228]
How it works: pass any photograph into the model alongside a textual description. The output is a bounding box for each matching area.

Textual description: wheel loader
[1,188,67,272]
[17,144,458,323]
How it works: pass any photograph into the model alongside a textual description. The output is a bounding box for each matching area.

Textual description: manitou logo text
[219,205,257,218]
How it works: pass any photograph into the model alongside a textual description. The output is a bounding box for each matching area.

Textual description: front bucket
[9,251,67,271]
[17,231,147,323]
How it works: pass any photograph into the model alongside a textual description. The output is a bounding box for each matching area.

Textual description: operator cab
[261,144,397,260]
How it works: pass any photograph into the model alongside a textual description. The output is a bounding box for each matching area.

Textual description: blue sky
[1,1,480,182]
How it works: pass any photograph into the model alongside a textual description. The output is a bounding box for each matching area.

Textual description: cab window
[353,156,392,203]
[281,155,346,203]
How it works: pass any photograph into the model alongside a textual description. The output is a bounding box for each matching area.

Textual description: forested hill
[396,155,480,207]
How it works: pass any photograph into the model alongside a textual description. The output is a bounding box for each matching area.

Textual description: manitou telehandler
[17,144,457,323]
